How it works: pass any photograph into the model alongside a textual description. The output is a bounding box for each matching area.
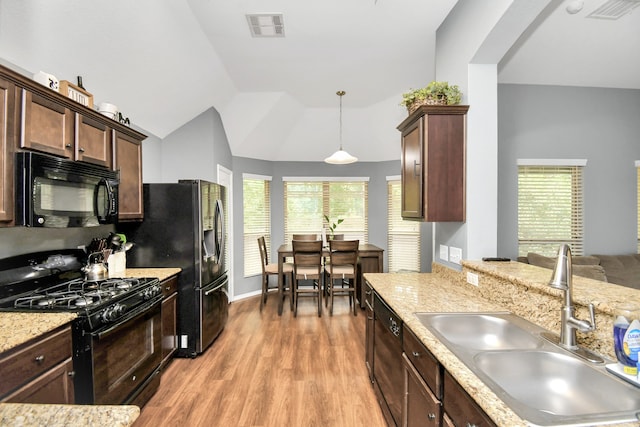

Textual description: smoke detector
[246,14,285,37]
[587,0,640,19]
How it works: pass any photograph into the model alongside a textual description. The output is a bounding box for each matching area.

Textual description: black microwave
[15,152,119,227]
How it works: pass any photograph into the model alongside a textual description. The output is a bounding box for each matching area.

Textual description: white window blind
[243,177,271,277]
[387,180,420,272]
[518,165,584,257]
[637,165,640,252]
[284,180,368,243]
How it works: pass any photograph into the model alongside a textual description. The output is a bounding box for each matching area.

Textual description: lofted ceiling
[0,0,638,162]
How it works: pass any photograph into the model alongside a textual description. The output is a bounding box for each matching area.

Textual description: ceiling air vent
[587,0,640,19]
[246,14,285,37]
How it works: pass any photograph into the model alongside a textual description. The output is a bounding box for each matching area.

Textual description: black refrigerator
[120,180,228,358]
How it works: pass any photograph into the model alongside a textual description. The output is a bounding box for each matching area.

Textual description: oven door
[86,297,162,404]
[196,274,229,354]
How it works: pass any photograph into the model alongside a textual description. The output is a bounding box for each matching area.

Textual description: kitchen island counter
[364,269,640,427]
[0,403,139,427]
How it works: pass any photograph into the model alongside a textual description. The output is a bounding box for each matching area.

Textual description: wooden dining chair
[292,240,323,317]
[325,239,359,316]
[258,236,294,312]
[292,234,317,241]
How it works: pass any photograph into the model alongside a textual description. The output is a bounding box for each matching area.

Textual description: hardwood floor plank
[134,294,386,427]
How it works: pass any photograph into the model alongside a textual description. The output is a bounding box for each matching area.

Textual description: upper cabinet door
[114,131,143,221]
[20,88,74,158]
[0,77,15,224]
[401,117,424,219]
[75,113,112,167]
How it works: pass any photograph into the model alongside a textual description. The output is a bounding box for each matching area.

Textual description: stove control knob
[101,304,125,323]
[142,284,161,300]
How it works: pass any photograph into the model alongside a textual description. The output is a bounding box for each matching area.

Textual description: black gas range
[0,249,163,406]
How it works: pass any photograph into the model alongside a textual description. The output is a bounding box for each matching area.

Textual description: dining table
[276,242,384,315]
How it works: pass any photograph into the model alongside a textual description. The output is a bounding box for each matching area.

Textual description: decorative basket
[407,96,447,113]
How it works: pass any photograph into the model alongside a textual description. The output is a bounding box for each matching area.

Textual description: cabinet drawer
[0,325,72,397]
[403,325,442,399]
[443,370,496,427]
[161,275,178,298]
[3,357,74,404]
[403,353,442,427]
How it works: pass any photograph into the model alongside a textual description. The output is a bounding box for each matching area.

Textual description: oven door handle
[92,296,162,340]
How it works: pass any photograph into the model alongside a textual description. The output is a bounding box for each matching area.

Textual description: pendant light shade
[325,91,357,165]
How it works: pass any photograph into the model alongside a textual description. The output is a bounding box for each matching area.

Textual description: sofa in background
[518,252,640,290]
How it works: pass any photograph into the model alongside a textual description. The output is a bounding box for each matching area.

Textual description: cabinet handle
[413,159,421,177]
[78,147,85,153]
[466,424,478,427]
[428,413,436,421]
[34,355,45,363]
[412,351,420,357]
[166,286,171,291]
[365,290,372,295]
[68,371,75,378]
[65,143,72,149]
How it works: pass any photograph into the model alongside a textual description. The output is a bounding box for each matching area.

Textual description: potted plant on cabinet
[400,81,462,114]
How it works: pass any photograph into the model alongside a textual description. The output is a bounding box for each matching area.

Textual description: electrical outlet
[450,247,462,264]
[439,245,449,262]
[467,272,479,286]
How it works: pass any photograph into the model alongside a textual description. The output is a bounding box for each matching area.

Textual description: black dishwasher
[373,293,403,426]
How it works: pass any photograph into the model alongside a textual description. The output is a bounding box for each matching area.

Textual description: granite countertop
[113,267,181,282]
[0,312,77,354]
[0,403,139,427]
[363,270,640,427]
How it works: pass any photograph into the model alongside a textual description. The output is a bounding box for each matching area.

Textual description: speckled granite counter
[0,403,139,427]
[113,267,181,282]
[0,313,76,354]
[364,265,640,427]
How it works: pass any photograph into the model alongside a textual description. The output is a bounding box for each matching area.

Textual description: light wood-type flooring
[134,292,386,427]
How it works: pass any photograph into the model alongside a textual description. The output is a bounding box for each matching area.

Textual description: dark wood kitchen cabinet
[0,76,16,225]
[19,87,75,158]
[160,274,179,368]
[364,279,374,382]
[356,245,384,309]
[0,63,148,227]
[443,370,496,427]
[400,324,495,427]
[397,105,469,222]
[19,89,112,167]
[0,325,74,404]
[75,113,112,167]
[113,130,144,221]
[403,325,442,427]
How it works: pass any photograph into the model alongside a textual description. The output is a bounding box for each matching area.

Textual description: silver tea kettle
[82,252,108,281]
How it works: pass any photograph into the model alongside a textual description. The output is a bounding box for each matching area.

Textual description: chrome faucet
[546,244,598,352]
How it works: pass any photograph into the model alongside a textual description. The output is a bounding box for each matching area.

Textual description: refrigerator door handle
[214,199,225,263]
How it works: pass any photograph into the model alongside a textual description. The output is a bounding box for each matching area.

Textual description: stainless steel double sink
[415,312,640,426]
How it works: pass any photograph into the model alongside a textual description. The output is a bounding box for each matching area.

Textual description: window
[283,178,368,243]
[387,179,420,272]
[243,174,271,277]
[517,161,585,257]
[637,161,640,252]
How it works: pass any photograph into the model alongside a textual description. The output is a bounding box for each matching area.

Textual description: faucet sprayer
[542,244,603,362]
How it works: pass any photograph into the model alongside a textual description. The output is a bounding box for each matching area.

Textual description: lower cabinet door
[403,353,441,427]
[3,358,74,404]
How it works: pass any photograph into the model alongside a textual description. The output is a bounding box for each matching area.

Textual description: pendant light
[325,90,358,164]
